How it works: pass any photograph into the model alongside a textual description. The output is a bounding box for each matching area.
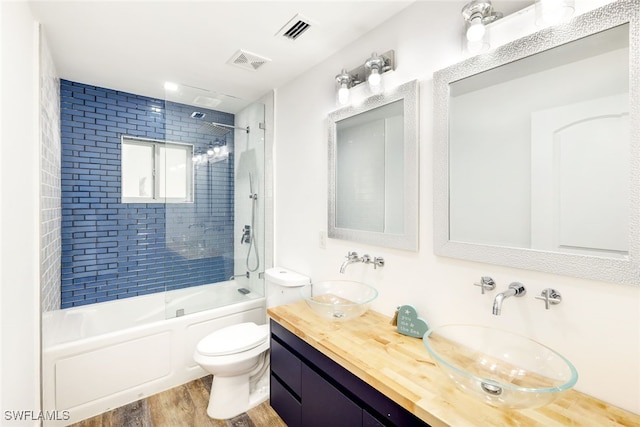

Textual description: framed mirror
[329,79,419,251]
[434,0,639,285]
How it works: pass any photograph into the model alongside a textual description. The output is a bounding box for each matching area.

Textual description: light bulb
[368,68,381,89]
[207,147,214,156]
[338,84,350,105]
[466,17,486,42]
[213,146,221,154]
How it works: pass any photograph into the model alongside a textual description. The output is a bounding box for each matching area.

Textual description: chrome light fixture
[335,69,354,106]
[535,0,575,26]
[461,0,502,43]
[364,52,393,93]
[335,50,395,105]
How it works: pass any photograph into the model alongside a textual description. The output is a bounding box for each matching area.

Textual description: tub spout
[492,282,526,315]
[229,272,250,280]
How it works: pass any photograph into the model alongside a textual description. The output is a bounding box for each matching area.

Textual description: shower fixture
[199,121,250,136]
[334,50,395,105]
[245,172,260,273]
[461,0,502,43]
[241,225,251,244]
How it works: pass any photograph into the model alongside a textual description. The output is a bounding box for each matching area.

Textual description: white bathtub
[42,281,266,426]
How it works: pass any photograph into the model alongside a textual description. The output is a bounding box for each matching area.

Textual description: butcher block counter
[268,301,640,427]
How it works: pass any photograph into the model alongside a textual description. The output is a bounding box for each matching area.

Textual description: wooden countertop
[268,301,640,427]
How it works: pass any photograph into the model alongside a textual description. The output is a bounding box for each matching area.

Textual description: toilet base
[206,369,269,419]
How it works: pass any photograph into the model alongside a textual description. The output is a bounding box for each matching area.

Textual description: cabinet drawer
[301,364,362,427]
[270,373,301,427]
[270,338,302,397]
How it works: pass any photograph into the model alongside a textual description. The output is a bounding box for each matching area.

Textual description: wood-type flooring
[69,375,286,427]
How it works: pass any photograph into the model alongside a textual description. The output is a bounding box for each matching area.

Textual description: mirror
[329,80,419,251]
[434,1,639,285]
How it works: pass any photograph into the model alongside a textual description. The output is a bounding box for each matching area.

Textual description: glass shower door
[162,99,265,319]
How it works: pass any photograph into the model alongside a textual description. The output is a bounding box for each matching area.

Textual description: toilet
[193,267,310,419]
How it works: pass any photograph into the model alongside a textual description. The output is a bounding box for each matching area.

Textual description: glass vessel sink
[300,280,378,321]
[423,324,578,409]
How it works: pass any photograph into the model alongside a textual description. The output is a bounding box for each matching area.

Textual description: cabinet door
[301,364,362,427]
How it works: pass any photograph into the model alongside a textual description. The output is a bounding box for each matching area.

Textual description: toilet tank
[265,267,310,308]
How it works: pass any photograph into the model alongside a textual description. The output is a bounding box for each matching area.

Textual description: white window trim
[121,135,194,204]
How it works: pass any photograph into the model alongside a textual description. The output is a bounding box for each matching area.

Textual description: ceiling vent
[193,96,221,109]
[227,49,271,72]
[276,13,312,41]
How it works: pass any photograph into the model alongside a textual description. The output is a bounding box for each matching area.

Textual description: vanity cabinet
[269,319,429,427]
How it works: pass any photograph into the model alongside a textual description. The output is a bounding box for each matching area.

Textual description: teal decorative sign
[396,305,429,338]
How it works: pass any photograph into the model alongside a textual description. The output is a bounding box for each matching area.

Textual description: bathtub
[42,281,266,426]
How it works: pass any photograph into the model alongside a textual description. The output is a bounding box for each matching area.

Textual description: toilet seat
[197,322,268,356]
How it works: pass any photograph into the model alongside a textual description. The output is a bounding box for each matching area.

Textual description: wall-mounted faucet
[339,251,385,273]
[492,282,526,315]
[340,251,363,273]
[240,225,251,244]
[535,288,562,310]
[473,276,496,294]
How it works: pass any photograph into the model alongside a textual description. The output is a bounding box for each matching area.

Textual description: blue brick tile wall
[61,79,235,308]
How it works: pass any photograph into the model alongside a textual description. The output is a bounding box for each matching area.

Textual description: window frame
[121,135,194,204]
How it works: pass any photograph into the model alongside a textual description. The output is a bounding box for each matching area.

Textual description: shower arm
[206,121,250,134]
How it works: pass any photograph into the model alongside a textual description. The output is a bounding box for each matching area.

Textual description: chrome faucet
[492,282,526,315]
[241,225,251,244]
[340,251,363,273]
[339,251,385,273]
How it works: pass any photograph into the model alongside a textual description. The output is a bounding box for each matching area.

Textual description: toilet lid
[197,322,268,356]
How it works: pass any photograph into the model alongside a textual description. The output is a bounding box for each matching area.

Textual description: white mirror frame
[329,79,419,251]
[434,1,639,285]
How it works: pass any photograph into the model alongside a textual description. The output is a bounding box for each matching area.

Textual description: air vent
[276,13,312,41]
[227,49,271,72]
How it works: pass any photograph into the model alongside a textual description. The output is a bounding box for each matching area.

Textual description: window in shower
[121,136,193,203]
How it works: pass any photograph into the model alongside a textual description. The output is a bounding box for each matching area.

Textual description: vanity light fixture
[335,69,354,106]
[364,52,393,93]
[461,0,502,45]
[335,50,396,104]
[535,0,575,26]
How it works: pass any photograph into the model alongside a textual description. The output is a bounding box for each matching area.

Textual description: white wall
[274,0,640,415]
[0,2,42,425]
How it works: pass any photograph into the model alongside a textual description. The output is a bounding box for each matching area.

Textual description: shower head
[198,121,250,136]
[199,122,233,137]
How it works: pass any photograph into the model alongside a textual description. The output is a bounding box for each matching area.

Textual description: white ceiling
[29,1,531,113]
